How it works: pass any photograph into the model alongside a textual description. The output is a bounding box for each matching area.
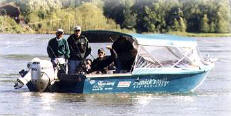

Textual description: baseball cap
[73,26,81,31]
[98,48,105,53]
[56,28,64,34]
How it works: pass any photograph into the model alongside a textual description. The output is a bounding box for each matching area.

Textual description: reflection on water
[1,54,48,61]
[0,34,231,116]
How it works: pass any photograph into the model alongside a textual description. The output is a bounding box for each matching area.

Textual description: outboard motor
[14,58,56,92]
[30,59,55,92]
[30,62,48,91]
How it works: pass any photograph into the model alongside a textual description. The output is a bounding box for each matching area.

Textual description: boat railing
[86,73,132,78]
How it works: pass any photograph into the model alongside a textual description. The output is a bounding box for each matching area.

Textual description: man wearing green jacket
[47,29,70,68]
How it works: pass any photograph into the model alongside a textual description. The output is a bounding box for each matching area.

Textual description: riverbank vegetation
[0,0,231,36]
[0,16,31,33]
[169,32,231,37]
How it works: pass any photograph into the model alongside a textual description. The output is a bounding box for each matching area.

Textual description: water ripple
[0,54,48,60]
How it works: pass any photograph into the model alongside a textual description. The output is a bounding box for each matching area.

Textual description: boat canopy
[82,30,134,43]
[131,34,202,71]
[82,30,196,48]
[82,30,203,72]
[130,34,197,48]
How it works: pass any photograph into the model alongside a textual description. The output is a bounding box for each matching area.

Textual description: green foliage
[178,17,186,32]
[167,6,186,32]
[131,0,153,32]
[183,0,202,32]
[76,3,117,30]
[0,16,28,33]
[15,0,62,14]
[200,14,209,33]
[141,2,168,33]
[172,18,180,31]
[215,0,230,33]
[103,0,125,25]
[1,0,231,33]
[209,22,216,33]
[122,7,137,29]
[22,3,118,33]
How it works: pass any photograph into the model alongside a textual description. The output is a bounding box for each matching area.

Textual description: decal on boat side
[92,81,115,91]
[133,78,169,88]
[98,81,115,86]
[90,80,95,84]
[117,81,131,88]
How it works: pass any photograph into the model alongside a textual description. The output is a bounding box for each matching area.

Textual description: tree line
[0,0,231,33]
[103,0,231,33]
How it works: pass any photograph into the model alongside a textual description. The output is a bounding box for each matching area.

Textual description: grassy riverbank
[168,32,231,37]
[1,28,231,37]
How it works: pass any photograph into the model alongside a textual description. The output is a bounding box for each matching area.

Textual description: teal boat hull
[86,73,207,93]
[40,70,209,94]
[84,72,208,93]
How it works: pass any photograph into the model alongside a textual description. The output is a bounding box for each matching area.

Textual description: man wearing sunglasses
[67,26,91,74]
[90,46,117,74]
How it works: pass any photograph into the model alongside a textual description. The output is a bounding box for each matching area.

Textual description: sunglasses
[57,32,63,35]
[86,62,90,65]
[98,52,104,54]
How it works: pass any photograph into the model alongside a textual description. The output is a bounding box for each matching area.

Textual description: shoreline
[168,32,231,37]
[1,31,231,37]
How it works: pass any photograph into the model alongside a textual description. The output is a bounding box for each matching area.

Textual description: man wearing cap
[67,26,91,74]
[90,46,117,74]
[47,29,70,68]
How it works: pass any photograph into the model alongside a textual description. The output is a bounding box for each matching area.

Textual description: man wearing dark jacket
[67,26,91,74]
[112,35,137,73]
[90,46,117,74]
[47,29,70,68]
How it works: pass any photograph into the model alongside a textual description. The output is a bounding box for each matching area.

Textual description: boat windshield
[133,45,202,69]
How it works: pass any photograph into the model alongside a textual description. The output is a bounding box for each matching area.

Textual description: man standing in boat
[112,35,137,73]
[47,29,70,69]
[67,26,91,74]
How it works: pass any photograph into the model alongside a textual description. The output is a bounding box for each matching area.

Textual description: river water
[0,34,230,116]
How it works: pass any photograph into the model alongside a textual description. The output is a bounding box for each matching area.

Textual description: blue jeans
[68,60,81,74]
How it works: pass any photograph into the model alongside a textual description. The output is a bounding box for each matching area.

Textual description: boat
[14,30,215,93]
